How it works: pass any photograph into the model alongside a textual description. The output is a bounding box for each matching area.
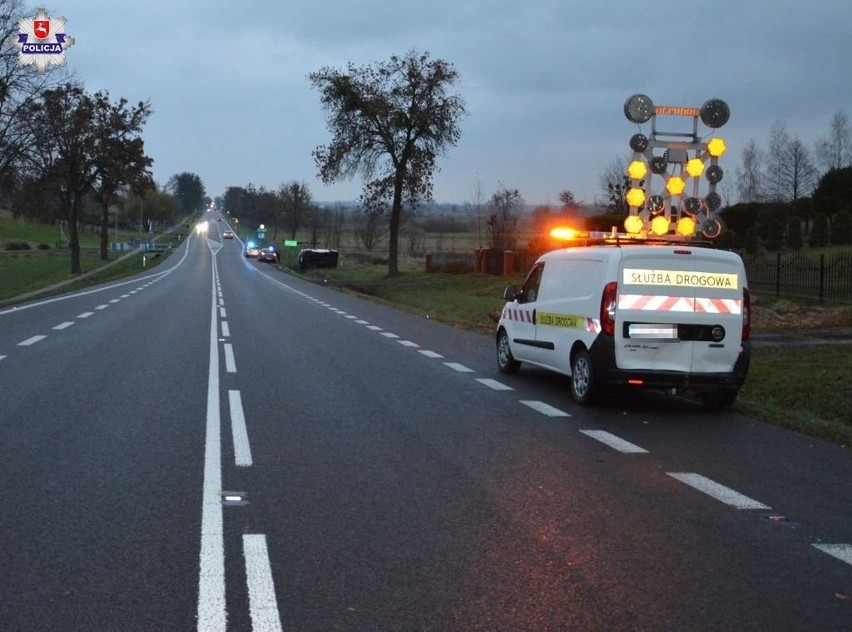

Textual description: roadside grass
[738,347,852,448]
[0,210,193,304]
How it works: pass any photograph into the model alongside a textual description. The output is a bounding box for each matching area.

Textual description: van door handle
[532,309,536,324]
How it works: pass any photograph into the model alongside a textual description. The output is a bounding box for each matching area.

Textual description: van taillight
[601,282,618,336]
[742,287,751,342]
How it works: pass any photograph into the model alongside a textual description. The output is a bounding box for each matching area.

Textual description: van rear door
[615,246,745,375]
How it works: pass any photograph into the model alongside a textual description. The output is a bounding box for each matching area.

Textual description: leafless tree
[486,185,523,251]
[279,180,313,240]
[764,121,818,203]
[735,139,765,203]
[814,111,852,172]
[599,155,631,214]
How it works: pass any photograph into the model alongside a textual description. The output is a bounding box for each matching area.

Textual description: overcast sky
[45,0,852,206]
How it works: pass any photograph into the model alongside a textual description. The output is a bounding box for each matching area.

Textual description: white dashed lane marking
[397,340,419,348]
[521,400,571,417]
[18,335,46,346]
[667,472,771,510]
[52,322,75,330]
[381,332,399,339]
[77,312,94,318]
[476,378,514,391]
[444,362,474,373]
[812,543,852,567]
[224,343,237,373]
[95,304,109,310]
[418,350,443,359]
[580,429,649,453]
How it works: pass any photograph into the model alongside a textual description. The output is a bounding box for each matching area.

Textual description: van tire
[496,329,521,374]
[700,388,738,410]
[570,349,595,404]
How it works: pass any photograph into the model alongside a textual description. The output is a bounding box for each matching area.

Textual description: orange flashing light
[549,227,587,241]
[628,379,644,385]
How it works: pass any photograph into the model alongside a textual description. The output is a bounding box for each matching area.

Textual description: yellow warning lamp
[650,214,670,236]
[627,160,648,181]
[686,158,705,178]
[676,216,696,236]
[626,187,646,208]
[666,176,686,196]
[707,137,726,158]
[624,214,645,234]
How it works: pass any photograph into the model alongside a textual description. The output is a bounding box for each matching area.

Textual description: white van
[496,239,751,408]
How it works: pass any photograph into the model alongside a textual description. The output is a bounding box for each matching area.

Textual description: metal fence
[743,251,852,303]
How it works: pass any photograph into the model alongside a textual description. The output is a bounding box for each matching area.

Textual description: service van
[496,237,751,408]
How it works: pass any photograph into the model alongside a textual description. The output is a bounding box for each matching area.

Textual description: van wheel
[700,388,738,410]
[570,349,595,404]
[496,329,521,374]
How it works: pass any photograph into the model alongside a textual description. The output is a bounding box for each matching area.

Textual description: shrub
[830,210,851,245]
[37,243,51,250]
[809,214,829,247]
[3,241,31,251]
[785,217,803,250]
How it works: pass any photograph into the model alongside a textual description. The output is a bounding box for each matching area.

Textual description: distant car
[257,245,280,263]
[245,241,262,257]
[216,217,223,222]
[222,230,235,239]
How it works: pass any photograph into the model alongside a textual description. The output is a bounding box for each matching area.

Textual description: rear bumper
[589,335,751,390]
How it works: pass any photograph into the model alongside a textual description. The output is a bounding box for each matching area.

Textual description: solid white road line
[52,322,75,330]
[228,390,253,467]
[418,350,444,359]
[580,430,649,453]
[198,256,226,631]
[667,472,771,510]
[812,543,852,567]
[18,335,46,346]
[224,343,236,373]
[476,378,514,391]
[243,534,283,631]
[444,362,474,373]
[520,400,572,417]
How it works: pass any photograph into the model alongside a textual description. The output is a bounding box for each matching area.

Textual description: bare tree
[0,0,67,183]
[472,175,485,248]
[599,156,631,214]
[764,121,818,203]
[279,180,313,240]
[736,139,765,203]
[354,206,387,251]
[486,185,523,251]
[814,111,852,172]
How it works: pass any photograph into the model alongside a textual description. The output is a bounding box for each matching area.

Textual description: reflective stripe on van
[618,294,742,315]
[501,307,534,323]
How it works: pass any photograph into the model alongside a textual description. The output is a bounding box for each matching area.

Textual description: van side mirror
[503,284,518,301]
